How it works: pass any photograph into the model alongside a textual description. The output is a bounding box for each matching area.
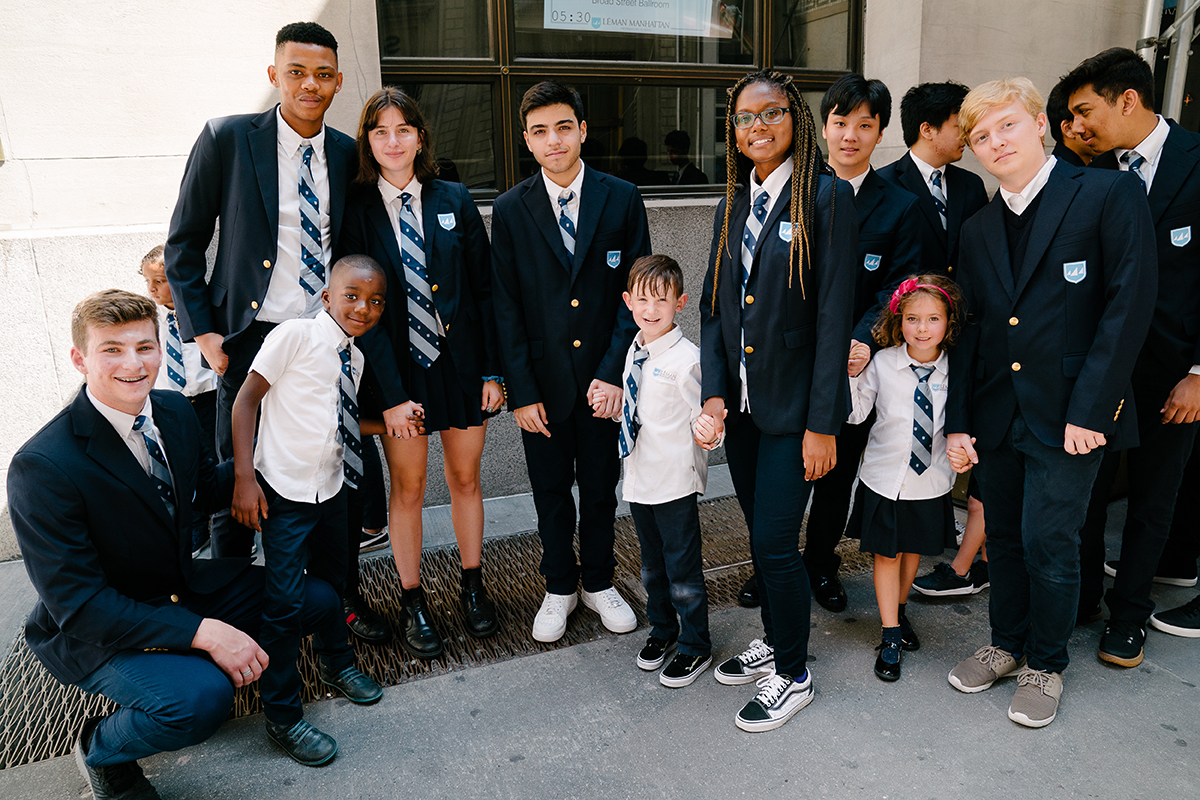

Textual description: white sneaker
[531,592,577,642]
[580,587,637,633]
[734,669,814,732]
[714,638,775,685]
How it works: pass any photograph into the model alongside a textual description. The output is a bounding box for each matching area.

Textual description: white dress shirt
[845,169,869,196]
[620,326,709,505]
[848,345,953,500]
[999,155,1057,215]
[1116,114,1170,193]
[87,389,171,477]
[154,307,218,397]
[541,161,586,231]
[377,175,444,335]
[250,310,363,503]
[909,150,949,201]
[260,106,333,323]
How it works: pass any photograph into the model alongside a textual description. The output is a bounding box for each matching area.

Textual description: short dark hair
[820,73,892,130]
[330,254,387,285]
[627,254,684,299]
[276,22,338,56]
[1059,47,1155,111]
[72,290,159,353]
[664,130,691,153]
[1046,82,1071,145]
[520,82,585,130]
[899,81,970,147]
[355,87,439,185]
[138,244,165,274]
[871,274,965,350]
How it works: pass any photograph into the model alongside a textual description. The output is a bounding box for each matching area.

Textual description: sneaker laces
[540,594,571,616]
[1016,667,1052,689]
[752,672,791,705]
[972,645,1012,670]
[736,638,773,665]
[592,587,626,609]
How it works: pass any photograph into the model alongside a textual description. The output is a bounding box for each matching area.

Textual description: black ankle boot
[460,567,499,638]
[399,585,443,659]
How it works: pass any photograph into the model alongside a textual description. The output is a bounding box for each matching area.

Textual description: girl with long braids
[695,69,858,731]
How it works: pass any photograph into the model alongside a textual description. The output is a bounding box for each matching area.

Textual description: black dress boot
[460,566,499,638]
[399,585,443,659]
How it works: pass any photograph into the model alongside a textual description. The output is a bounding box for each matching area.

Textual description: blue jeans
[974,411,1103,673]
[630,495,711,657]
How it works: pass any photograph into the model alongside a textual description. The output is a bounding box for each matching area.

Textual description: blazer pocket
[529,339,544,360]
[1051,228,1097,248]
[783,325,814,349]
[211,283,227,307]
[1062,352,1087,378]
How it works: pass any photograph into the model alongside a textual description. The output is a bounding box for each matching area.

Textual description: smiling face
[822,101,883,180]
[141,259,174,309]
[269,41,343,139]
[1066,85,1148,153]
[900,293,948,363]
[322,265,386,339]
[734,82,794,182]
[917,113,966,167]
[623,279,687,345]
[966,101,1047,192]
[71,320,161,416]
[523,103,587,187]
[368,106,422,188]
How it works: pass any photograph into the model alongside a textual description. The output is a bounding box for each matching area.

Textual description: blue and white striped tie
[930,170,948,231]
[1121,152,1148,194]
[164,310,187,391]
[298,142,326,296]
[338,344,363,489]
[910,365,935,475]
[618,344,650,458]
[398,192,440,368]
[133,415,176,519]
[558,190,576,259]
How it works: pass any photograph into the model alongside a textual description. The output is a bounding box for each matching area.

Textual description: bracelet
[481,376,504,384]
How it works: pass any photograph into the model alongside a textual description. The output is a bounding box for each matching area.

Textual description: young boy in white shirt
[620,255,715,687]
[231,255,387,765]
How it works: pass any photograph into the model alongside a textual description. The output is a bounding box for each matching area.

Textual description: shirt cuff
[1190,366,1200,376]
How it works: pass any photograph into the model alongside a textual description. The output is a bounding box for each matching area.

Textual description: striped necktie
[398,192,440,368]
[930,170,948,231]
[133,415,176,519]
[1121,152,1148,193]
[739,190,769,371]
[337,344,363,489]
[164,310,186,391]
[298,142,326,296]
[618,344,650,458]
[558,189,576,259]
[910,365,935,476]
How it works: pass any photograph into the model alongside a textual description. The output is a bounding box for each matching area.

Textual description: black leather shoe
[1098,619,1146,667]
[461,567,499,638]
[874,640,902,682]
[318,662,383,704]
[898,611,920,652]
[343,593,391,645]
[810,573,847,613]
[265,718,338,766]
[737,575,760,608]
[399,585,444,659]
[73,717,162,800]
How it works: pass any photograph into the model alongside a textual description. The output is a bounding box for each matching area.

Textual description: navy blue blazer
[337,180,500,410]
[491,166,652,422]
[876,152,988,277]
[946,161,1157,451]
[846,168,924,346]
[7,389,242,685]
[700,174,858,437]
[1051,141,1088,168]
[165,106,357,344]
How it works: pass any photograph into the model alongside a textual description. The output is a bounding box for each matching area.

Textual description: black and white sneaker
[660,653,712,688]
[969,559,990,591]
[911,562,975,596]
[359,527,390,554]
[636,635,677,671]
[1150,595,1200,638]
[734,670,814,732]
[714,638,775,685]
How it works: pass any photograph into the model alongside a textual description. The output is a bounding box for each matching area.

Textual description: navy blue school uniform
[804,168,923,580]
[947,158,1156,674]
[700,167,858,679]
[877,152,987,277]
[1080,120,1200,625]
[491,164,651,595]
[1051,140,1088,168]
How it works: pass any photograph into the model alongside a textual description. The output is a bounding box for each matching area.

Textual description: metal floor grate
[0,496,871,769]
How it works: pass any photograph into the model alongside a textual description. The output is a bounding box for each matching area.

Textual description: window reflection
[395,84,497,189]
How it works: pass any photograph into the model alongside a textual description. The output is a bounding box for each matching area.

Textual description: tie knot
[911,364,934,382]
[752,190,769,210]
[559,190,575,207]
[167,309,176,323]
[931,169,942,188]
[301,142,314,163]
[400,191,411,205]
[1122,152,1145,171]
[133,415,148,432]
[339,344,351,364]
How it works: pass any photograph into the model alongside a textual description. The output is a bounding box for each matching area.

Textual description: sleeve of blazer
[946,223,982,437]
[594,186,652,387]
[458,184,502,377]
[8,453,204,655]
[807,180,858,436]
[852,194,923,347]
[1066,173,1158,433]
[490,200,541,409]
[165,120,224,342]
[700,199,730,404]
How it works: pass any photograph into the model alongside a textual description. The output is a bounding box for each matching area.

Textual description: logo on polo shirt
[652,367,677,382]
[1171,226,1191,247]
[1063,260,1087,284]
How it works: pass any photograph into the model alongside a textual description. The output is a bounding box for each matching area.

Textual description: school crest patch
[778,221,793,243]
[864,254,881,272]
[1063,260,1087,284]
[606,251,621,269]
[1171,226,1191,247]
[438,213,456,230]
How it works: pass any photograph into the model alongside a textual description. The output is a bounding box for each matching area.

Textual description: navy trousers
[630,494,711,657]
[802,414,872,577]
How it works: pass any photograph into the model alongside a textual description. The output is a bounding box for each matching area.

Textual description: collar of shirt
[635,324,684,359]
[314,308,354,350]
[749,156,794,217]
[908,150,946,196]
[846,168,870,196]
[379,174,424,229]
[277,106,327,163]
[1116,115,1169,182]
[87,387,151,440]
[895,345,948,379]
[542,161,586,224]
[999,155,1057,216]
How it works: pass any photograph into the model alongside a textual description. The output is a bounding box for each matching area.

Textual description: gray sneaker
[1007,667,1063,728]
[948,645,1026,693]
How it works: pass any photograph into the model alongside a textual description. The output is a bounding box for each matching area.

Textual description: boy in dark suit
[165,21,356,558]
[945,78,1155,728]
[1046,82,1096,168]
[491,81,652,643]
[1063,48,1200,665]
[877,82,988,277]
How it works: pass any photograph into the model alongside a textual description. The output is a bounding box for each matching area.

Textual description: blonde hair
[959,77,1045,146]
[71,289,158,352]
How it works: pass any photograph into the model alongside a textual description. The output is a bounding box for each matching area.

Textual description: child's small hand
[694,404,728,450]
[232,477,269,532]
[848,339,871,378]
[946,434,978,473]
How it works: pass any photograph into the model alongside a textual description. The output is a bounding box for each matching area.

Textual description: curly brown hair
[870,274,965,350]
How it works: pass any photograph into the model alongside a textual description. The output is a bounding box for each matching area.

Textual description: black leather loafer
[737,574,760,608]
[898,611,920,651]
[399,586,444,659]
[318,662,383,704]
[874,641,902,682]
[265,718,337,767]
[461,567,499,638]
[74,716,162,800]
[343,593,391,645]
[811,573,848,613]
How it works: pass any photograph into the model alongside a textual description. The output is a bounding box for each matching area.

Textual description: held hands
[1161,373,1200,424]
[231,475,269,531]
[514,402,551,437]
[588,379,623,419]
[802,431,836,480]
[848,339,872,378]
[481,380,504,414]
[946,434,978,473]
[1064,424,1106,455]
[696,397,727,449]
[192,618,269,688]
[195,332,229,375]
[384,401,426,439]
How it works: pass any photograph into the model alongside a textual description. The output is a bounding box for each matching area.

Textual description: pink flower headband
[888,278,954,314]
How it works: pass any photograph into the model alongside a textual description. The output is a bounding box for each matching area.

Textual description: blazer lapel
[249,108,280,242]
[725,188,750,281]
[1014,163,1078,300]
[325,131,354,250]
[367,192,405,274]
[853,170,885,224]
[1147,123,1200,224]
[975,198,1015,299]
[570,168,610,283]
[521,178,572,271]
[897,155,947,252]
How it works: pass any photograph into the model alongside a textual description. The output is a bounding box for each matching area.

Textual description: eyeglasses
[732,107,789,129]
